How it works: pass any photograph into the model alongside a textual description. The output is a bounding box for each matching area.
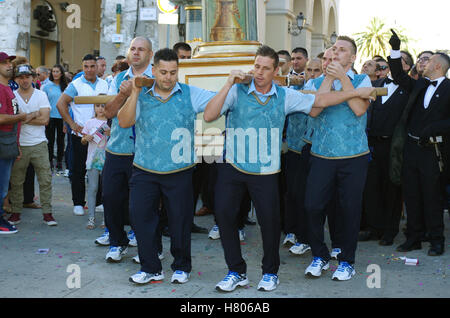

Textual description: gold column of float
[210,0,243,42]
[192,0,261,59]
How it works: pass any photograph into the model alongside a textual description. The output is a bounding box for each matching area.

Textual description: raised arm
[326,62,371,117]
[105,79,133,119]
[203,70,245,122]
[387,29,416,92]
[117,77,141,128]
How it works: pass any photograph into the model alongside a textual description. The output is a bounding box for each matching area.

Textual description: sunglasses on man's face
[378,65,389,70]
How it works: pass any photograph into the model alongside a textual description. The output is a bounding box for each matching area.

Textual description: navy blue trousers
[305,154,369,264]
[102,152,133,247]
[129,166,194,274]
[284,150,309,243]
[214,164,281,275]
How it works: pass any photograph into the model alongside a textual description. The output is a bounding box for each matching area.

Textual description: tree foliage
[353,17,413,62]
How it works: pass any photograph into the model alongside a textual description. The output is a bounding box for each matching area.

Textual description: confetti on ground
[240,242,246,245]
[171,289,176,292]
[198,272,202,276]
[71,252,80,254]
[36,248,50,254]
[150,280,163,284]
[418,282,423,286]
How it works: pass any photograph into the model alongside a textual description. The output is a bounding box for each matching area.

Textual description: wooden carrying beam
[73,75,386,104]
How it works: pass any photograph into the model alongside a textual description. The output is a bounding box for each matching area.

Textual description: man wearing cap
[7,64,56,227]
[0,52,35,234]
[57,54,109,216]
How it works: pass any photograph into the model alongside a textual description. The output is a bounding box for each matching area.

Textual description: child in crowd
[81,103,109,229]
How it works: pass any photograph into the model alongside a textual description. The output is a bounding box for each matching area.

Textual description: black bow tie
[385,78,396,84]
[425,79,438,87]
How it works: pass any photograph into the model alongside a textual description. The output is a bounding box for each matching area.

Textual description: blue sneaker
[332,262,356,281]
[0,218,18,234]
[257,273,279,291]
[215,271,249,292]
[128,230,137,247]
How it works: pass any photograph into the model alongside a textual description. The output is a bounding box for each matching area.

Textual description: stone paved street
[1,172,449,298]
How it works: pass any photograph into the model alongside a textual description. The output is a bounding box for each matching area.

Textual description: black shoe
[428,243,444,256]
[358,230,380,242]
[244,217,256,226]
[396,240,421,252]
[162,226,170,237]
[192,223,208,234]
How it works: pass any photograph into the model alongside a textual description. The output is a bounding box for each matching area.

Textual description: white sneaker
[283,233,297,245]
[63,169,70,177]
[95,204,104,212]
[106,246,128,262]
[73,205,84,216]
[132,253,164,264]
[171,270,190,284]
[95,228,110,246]
[129,271,164,284]
[330,248,342,260]
[239,229,245,241]
[216,271,249,292]
[305,257,330,277]
[209,225,220,240]
[127,230,137,247]
[257,274,279,291]
[289,243,311,255]
[332,262,356,281]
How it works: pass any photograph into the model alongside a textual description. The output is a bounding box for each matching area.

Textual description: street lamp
[288,12,306,36]
[330,31,337,44]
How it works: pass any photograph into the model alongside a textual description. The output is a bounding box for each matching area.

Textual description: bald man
[305,58,323,82]
[99,37,155,262]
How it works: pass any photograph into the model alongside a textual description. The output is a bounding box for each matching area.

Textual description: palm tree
[353,17,412,63]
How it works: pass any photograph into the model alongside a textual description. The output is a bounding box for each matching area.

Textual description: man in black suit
[389,30,450,256]
[361,60,410,245]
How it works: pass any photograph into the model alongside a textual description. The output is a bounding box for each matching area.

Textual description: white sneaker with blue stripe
[305,257,330,277]
[209,225,220,240]
[330,248,342,259]
[257,274,279,291]
[129,271,164,284]
[239,229,246,241]
[106,246,128,262]
[289,243,311,255]
[128,230,137,247]
[171,270,190,284]
[283,233,297,245]
[95,228,109,246]
[215,271,249,292]
[332,262,356,281]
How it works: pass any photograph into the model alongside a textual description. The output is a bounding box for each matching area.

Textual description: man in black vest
[389,30,450,256]
[360,60,410,245]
